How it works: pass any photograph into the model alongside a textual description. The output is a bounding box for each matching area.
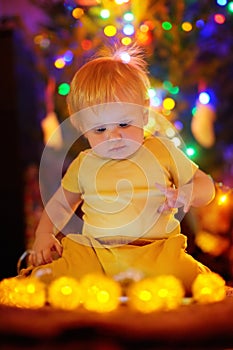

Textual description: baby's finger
[156,183,177,200]
[155,183,166,193]
[28,251,35,266]
[33,252,46,267]
[41,249,53,264]
[157,201,171,213]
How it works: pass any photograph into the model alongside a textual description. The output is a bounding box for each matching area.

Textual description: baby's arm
[157,168,215,213]
[30,186,82,267]
[182,168,215,210]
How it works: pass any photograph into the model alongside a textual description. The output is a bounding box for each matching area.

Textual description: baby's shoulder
[143,135,173,152]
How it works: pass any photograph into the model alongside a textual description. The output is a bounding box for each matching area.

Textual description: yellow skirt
[31,233,210,294]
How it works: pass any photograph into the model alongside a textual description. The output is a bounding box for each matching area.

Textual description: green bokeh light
[58,83,70,96]
[162,21,172,30]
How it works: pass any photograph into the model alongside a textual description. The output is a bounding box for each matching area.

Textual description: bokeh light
[214,13,226,24]
[123,23,135,36]
[104,25,117,37]
[127,275,185,313]
[0,277,46,308]
[216,0,227,6]
[80,274,122,313]
[123,12,134,21]
[186,146,196,158]
[54,57,66,69]
[162,21,172,30]
[163,97,176,110]
[199,92,210,104]
[121,37,132,45]
[227,1,233,12]
[63,50,73,63]
[120,52,131,63]
[48,276,82,310]
[192,273,226,303]
[181,21,193,32]
[100,9,110,19]
[72,7,84,19]
[58,83,70,96]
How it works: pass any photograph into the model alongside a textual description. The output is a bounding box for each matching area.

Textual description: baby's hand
[29,233,63,267]
[156,183,192,213]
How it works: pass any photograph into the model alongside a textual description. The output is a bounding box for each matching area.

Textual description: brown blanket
[1,296,233,349]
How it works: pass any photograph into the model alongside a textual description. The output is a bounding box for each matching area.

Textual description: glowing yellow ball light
[48,276,82,310]
[80,274,122,313]
[140,24,149,33]
[54,58,66,69]
[127,275,185,313]
[163,97,176,111]
[181,21,193,32]
[72,7,84,19]
[218,193,228,205]
[0,277,46,308]
[121,37,132,46]
[104,25,117,37]
[18,278,46,308]
[0,277,21,306]
[192,273,226,304]
[195,231,221,255]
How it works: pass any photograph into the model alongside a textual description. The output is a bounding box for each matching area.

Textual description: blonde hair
[67,44,150,114]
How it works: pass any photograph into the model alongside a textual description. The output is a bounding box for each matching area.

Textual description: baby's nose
[107,126,122,139]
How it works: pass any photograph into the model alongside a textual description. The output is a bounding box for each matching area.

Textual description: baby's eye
[95,127,106,133]
[119,122,129,128]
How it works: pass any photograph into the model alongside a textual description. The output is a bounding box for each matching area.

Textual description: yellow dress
[32,136,210,294]
[32,233,209,294]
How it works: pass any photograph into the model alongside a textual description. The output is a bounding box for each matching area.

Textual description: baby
[29,45,215,294]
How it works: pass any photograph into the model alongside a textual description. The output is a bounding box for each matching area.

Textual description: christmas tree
[27,0,233,185]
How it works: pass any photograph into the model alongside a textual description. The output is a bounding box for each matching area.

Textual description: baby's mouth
[109,145,126,152]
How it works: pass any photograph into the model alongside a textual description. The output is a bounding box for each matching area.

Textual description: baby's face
[78,103,148,159]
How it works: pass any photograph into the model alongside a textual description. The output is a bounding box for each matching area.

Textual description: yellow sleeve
[157,137,199,187]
